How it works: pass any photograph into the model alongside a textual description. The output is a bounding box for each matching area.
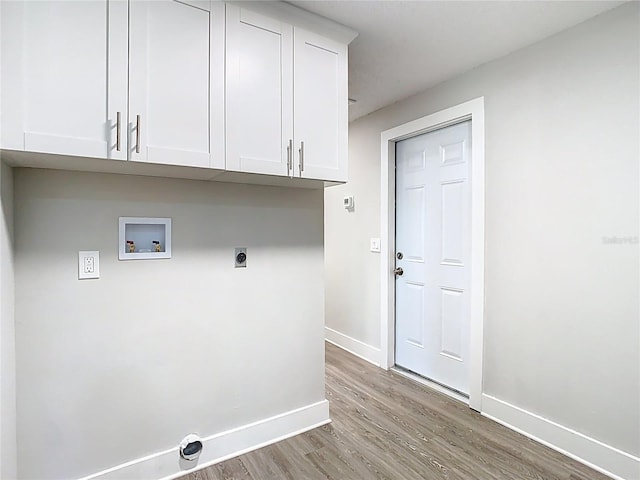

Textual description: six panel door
[395,121,472,395]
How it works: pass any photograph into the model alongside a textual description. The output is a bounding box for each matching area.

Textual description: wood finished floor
[181,343,608,480]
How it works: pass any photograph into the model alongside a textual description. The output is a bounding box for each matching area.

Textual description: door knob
[394,267,404,277]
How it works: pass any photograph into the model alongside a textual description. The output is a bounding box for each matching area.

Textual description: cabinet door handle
[299,141,304,175]
[287,139,293,174]
[116,111,122,152]
[135,114,141,154]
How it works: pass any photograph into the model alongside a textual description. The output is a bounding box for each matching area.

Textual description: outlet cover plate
[234,247,247,268]
[78,251,100,279]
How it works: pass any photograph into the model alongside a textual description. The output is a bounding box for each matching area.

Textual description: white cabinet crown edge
[225,1,358,44]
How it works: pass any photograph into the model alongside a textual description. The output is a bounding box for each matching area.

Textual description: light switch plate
[370,238,381,253]
[78,251,100,279]
[343,195,354,210]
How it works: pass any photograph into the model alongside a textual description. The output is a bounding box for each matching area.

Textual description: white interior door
[395,121,471,395]
[129,0,216,168]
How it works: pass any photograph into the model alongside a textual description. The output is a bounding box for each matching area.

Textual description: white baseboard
[79,400,330,480]
[482,394,640,480]
[325,327,380,366]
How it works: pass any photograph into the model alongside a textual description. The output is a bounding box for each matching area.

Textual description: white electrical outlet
[78,251,100,279]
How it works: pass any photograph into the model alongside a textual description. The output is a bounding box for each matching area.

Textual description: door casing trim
[380,97,485,411]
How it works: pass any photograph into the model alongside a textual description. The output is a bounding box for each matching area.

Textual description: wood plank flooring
[180,343,608,480]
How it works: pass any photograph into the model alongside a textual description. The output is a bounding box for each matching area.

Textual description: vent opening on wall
[179,434,203,461]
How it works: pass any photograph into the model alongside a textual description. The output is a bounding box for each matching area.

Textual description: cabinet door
[128,0,223,169]
[293,29,348,182]
[0,0,128,160]
[225,4,293,176]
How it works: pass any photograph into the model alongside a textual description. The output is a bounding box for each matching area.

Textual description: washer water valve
[179,434,203,461]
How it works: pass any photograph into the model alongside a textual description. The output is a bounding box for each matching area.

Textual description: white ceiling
[287,1,625,121]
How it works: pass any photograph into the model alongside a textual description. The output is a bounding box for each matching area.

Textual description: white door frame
[380,97,485,411]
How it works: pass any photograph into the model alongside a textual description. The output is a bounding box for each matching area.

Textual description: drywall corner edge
[0,161,17,480]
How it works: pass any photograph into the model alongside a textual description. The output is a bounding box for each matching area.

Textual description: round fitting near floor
[179,434,203,461]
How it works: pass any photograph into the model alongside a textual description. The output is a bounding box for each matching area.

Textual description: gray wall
[1,162,16,479]
[14,169,325,479]
[326,2,639,456]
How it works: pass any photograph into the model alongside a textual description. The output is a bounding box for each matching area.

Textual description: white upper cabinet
[293,29,348,182]
[226,4,349,182]
[1,0,224,168]
[0,0,128,160]
[129,0,224,168]
[1,0,353,184]
[225,5,293,176]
